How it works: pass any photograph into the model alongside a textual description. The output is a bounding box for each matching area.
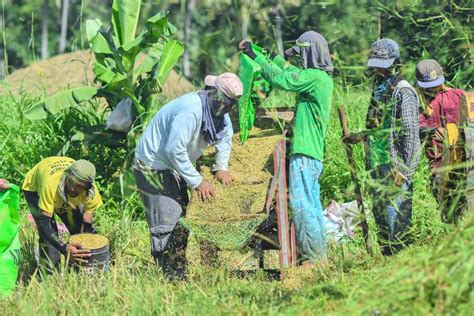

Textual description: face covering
[288,31,333,72]
[198,89,228,144]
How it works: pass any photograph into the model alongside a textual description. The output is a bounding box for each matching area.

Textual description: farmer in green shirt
[240,31,334,264]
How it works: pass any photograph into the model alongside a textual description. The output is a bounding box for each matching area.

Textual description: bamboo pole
[338,107,372,255]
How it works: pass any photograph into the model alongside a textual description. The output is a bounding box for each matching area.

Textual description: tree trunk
[273,0,283,55]
[58,0,69,54]
[41,0,49,59]
[0,7,5,79]
[183,0,195,79]
[241,0,249,40]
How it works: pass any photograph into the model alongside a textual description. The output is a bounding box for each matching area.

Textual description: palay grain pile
[70,233,109,250]
[183,130,281,249]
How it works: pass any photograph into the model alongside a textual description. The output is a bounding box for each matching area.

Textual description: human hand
[392,170,405,187]
[239,40,256,59]
[66,243,91,265]
[214,170,234,186]
[195,180,216,201]
[433,127,445,142]
[0,179,10,191]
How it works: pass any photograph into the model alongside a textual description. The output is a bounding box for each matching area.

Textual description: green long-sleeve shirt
[254,55,333,161]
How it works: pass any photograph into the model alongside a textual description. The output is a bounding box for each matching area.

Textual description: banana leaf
[153,39,184,89]
[93,62,128,86]
[147,12,177,38]
[24,87,98,120]
[112,0,142,47]
[135,41,164,77]
[86,19,112,54]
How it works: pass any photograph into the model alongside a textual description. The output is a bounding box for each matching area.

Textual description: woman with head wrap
[240,31,334,265]
[133,72,243,280]
[22,157,103,273]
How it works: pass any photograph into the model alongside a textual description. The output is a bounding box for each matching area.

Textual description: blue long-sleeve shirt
[135,92,233,188]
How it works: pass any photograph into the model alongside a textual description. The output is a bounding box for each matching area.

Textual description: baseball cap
[416,59,445,88]
[367,38,400,69]
[204,72,243,99]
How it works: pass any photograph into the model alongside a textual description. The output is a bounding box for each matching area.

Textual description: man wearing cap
[416,59,467,222]
[240,31,333,264]
[134,72,243,280]
[345,38,421,255]
[22,157,103,273]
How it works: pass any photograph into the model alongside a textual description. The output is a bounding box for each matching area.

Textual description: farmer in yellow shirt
[22,157,103,273]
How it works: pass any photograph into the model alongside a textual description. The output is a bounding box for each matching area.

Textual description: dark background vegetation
[1,0,472,88]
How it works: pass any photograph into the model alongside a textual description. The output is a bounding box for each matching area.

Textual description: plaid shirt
[390,80,421,179]
[367,79,421,180]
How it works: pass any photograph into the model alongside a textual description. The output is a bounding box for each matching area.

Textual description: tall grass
[0,84,469,315]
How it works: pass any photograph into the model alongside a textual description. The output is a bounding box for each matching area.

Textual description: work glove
[82,222,97,234]
[239,40,256,60]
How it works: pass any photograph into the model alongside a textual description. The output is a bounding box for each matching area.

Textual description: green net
[182,130,281,250]
[0,184,21,297]
[238,44,272,143]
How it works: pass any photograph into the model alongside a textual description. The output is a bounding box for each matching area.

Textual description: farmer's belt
[132,158,182,180]
[132,158,159,173]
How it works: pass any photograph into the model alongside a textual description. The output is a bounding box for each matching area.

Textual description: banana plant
[24,0,184,130]
[23,0,184,198]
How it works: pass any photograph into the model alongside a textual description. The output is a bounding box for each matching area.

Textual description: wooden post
[338,107,372,255]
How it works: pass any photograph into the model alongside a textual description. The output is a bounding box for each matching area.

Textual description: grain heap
[69,233,109,250]
[182,129,281,250]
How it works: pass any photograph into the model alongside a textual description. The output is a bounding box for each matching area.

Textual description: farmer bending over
[22,157,103,273]
[416,59,468,223]
[133,72,243,280]
[344,39,421,255]
[240,31,334,265]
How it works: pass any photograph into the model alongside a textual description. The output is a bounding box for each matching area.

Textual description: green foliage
[1,83,469,315]
[24,0,183,122]
[1,1,472,313]
[112,0,142,47]
[18,1,184,196]
[3,1,472,90]
[23,87,98,120]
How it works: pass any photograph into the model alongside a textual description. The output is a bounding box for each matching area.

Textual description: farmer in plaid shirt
[345,39,421,255]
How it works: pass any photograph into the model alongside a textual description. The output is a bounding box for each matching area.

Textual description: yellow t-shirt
[22,156,103,215]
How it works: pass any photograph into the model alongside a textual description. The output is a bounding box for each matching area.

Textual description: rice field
[0,68,472,314]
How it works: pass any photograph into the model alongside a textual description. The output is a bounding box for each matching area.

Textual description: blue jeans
[289,154,326,262]
[371,164,413,255]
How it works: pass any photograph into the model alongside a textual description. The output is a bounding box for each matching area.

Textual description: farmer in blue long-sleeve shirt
[134,73,243,280]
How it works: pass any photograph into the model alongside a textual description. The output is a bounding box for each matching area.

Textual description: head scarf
[204,73,243,99]
[366,73,402,129]
[198,89,228,145]
[284,31,333,72]
[58,160,96,201]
